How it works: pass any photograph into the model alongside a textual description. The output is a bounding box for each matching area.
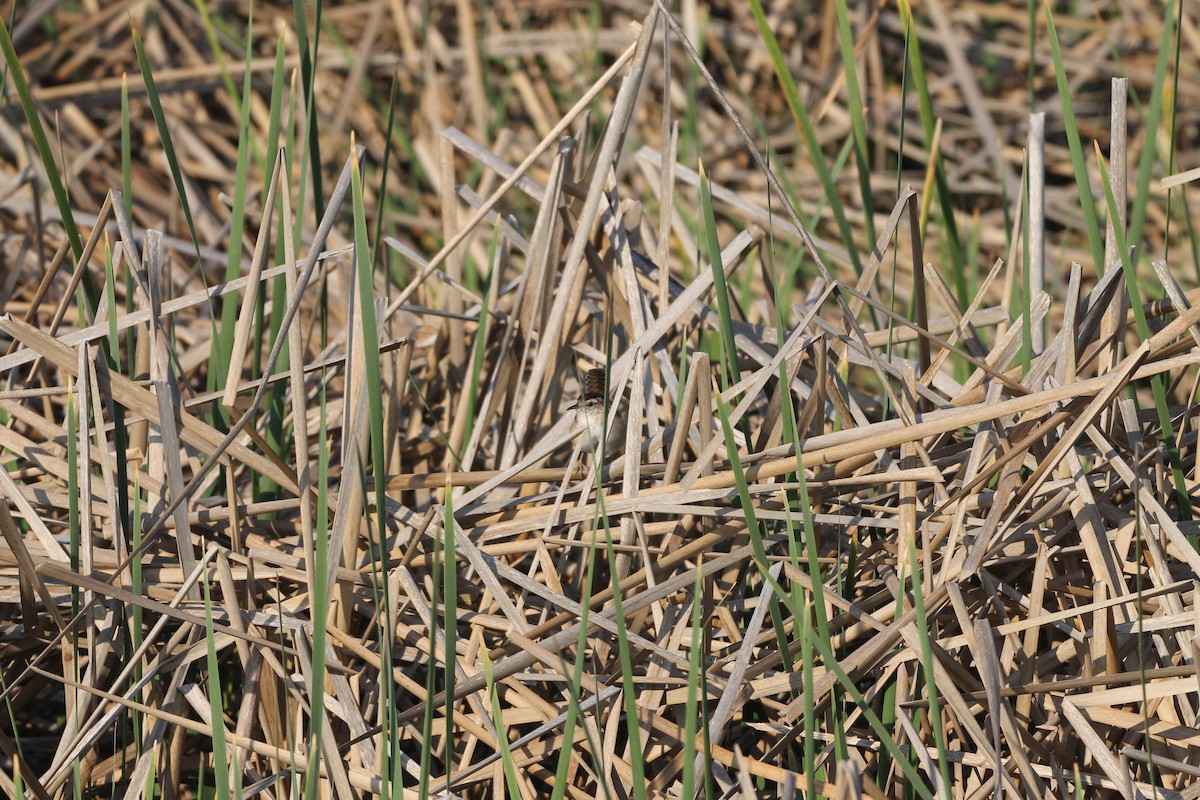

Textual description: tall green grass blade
[202,574,232,800]
[130,471,144,757]
[833,0,876,245]
[1131,503,1160,789]
[260,31,291,505]
[350,136,398,794]
[773,361,822,791]
[601,514,647,800]
[895,17,911,202]
[265,32,294,509]
[1043,6,1105,274]
[897,0,966,305]
[121,74,132,219]
[305,387,331,800]
[350,137,388,537]
[711,391,812,781]
[190,0,241,110]
[1095,144,1190,518]
[481,647,521,800]
[680,565,703,800]
[292,70,312,263]
[677,10,704,167]
[780,387,848,767]
[1020,162,1032,374]
[1162,2,1192,276]
[904,536,951,796]
[293,0,324,210]
[66,378,82,800]
[1126,0,1177,250]
[810,623,936,799]
[443,492,457,778]
[1027,0,1036,104]
[418,527,439,800]
[130,470,144,645]
[373,76,400,276]
[713,395,786,603]
[746,0,864,279]
[799,586,818,792]
[550,514,604,800]
[262,31,288,179]
[66,381,79,619]
[461,229,499,460]
[212,4,257,418]
[102,239,132,546]
[130,22,207,280]
[698,164,741,394]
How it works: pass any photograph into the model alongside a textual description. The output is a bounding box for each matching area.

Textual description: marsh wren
[573,367,609,452]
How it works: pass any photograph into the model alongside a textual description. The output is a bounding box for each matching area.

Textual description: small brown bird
[574,367,608,450]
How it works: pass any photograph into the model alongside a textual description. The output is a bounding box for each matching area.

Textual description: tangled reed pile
[2,1,1200,798]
